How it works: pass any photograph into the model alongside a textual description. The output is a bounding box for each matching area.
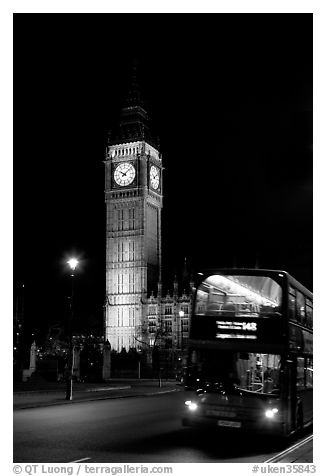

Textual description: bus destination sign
[190,314,284,345]
[216,320,258,340]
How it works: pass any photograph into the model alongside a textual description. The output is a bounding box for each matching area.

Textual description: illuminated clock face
[114,162,136,186]
[150,165,160,190]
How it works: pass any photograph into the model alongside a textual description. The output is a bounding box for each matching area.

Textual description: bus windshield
[187,349,281,395]
[195,274,282,318]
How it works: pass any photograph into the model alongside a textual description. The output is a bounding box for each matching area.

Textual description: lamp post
[178,310,185,373]
[65,257,79,400]
[178,310,184,350]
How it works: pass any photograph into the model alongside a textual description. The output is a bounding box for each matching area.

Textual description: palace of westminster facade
[104,67,193,355]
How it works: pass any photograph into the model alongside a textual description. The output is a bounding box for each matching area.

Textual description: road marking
[86,386,131,392]
[70,457,91,463]
[264,435,313,463]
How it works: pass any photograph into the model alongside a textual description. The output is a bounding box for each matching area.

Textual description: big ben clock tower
[104,64,163,351]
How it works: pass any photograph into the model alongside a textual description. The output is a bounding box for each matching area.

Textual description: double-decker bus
[182,269,313,436]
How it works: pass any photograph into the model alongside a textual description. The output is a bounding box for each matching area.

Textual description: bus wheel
[296,403,303,435]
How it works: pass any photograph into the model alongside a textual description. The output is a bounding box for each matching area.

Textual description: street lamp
[65,257,79,400]
[67,258,79,272]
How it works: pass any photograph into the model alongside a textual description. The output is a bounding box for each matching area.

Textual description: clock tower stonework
[104,68,163,351]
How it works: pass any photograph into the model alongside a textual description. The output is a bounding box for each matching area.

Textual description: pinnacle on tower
[182,257,189,292]
[109,59,158,149]
[123,58,145,109]
[173,273,179,296]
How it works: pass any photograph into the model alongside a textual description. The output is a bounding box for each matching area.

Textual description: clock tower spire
[110,59,158,149]
[104,61,163,352]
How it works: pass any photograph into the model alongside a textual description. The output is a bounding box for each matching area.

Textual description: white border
[7,1,321,14]
[5,0,325,471]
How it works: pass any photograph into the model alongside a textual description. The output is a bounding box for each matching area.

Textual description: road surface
[13,391,312,463]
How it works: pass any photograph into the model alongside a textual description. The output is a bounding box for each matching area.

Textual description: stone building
[103,62,193,358]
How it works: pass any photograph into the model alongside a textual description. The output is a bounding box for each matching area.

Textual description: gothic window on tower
[116,208,137,231]
[123,308,129,327]
[129,308,135,327]
[108,209,115,232]
[129,208,135,230]
[123,210,127,230]
[118,274,124,294]
[123,273,128,293]
[129,273,135,293]
[120,242,128,262]
[118,209,123,231]
[129,241,135,261]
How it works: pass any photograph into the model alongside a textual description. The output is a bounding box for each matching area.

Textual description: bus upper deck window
[296,291,306,325]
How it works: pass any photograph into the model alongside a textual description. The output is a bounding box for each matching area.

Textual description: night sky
[14,13,313,339]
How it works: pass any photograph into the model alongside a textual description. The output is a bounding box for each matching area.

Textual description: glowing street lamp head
[67,258,79,271]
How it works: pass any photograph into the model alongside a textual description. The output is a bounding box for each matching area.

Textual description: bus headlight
[185,400,198,411]
[265,407,279,419]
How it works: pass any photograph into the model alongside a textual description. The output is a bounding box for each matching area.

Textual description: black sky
[14,13,313,338]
